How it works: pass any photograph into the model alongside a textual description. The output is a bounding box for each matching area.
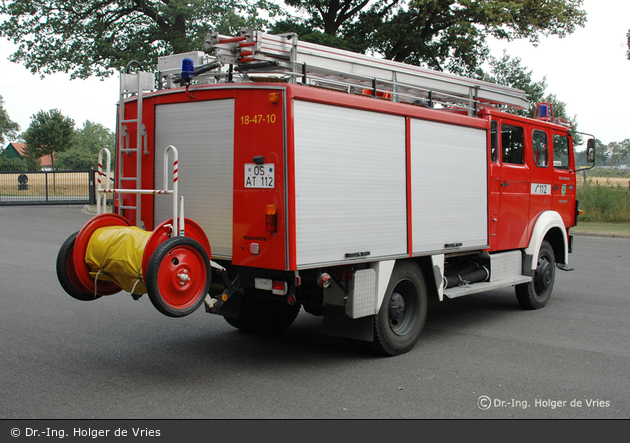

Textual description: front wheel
[516,240,555,309]
[372,261,428,356]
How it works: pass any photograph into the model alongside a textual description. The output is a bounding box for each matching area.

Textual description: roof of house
[3,142,53,167]
[13,142,26,155]
[41,154,52,167]
[6,142,26,156]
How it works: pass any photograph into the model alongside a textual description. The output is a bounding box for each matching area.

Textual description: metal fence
[0,170,95,206]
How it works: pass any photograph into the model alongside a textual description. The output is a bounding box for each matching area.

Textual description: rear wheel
[372,261,428,356]
[146,236,211,317]
[224,289,300,333]
[516,240,555,309]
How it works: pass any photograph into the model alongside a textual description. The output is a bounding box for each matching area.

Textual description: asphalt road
[0,205,628,420]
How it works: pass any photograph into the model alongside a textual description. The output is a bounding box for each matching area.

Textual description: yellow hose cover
[85,226,151,295]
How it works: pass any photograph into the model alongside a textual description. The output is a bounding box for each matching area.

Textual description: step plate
[444,276,532,299]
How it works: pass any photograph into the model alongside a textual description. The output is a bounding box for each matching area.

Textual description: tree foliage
[0,0,280,79]
[608,139,630,166]
[0,154,29,171]
[1,1,587,78]
[0,95,20,145]
[269,20,364,53]
[483,51,582,146]
[281,0,382,35]
[482,51,548,116]
[57,121,116,170]
[275,0,587,75]
[23,109,75,171]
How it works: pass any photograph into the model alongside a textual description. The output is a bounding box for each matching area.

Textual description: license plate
[244,164,275,188]
[531,183,551,195]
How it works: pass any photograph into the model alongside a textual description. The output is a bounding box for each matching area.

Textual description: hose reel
[56,146,212,317]
[57,214,212,317]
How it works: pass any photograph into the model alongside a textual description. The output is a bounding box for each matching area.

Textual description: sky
[1,0,629,146]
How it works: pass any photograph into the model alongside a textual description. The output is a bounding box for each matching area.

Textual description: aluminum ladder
[117,70,154,229]
[206,29,529,113]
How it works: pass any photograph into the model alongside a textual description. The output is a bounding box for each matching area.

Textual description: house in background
[2,142,53,170]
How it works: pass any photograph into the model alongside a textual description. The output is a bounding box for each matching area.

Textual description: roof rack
[161,28,529,115]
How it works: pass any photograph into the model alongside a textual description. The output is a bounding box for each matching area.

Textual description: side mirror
[586,139,595,163]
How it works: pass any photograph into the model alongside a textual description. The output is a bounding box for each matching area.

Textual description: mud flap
[321,306,374,342]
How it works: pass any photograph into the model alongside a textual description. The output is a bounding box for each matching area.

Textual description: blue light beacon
[181,57,195,85]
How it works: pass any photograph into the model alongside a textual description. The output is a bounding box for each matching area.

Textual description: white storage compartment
[409,119,488,253]
[154,99,235,259]
[293,100,408,267]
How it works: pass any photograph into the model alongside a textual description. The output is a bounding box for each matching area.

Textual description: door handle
[553,186,560,190]
[501,182,509,187]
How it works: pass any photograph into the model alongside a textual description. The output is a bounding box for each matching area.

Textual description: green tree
[595,139,611,166]
[609,139,630,166]
[482,52,579,135]
[281,0,384,35]
[0,0,280,79]
[483,51,548,116]
[275,0,587,75]
[269,20,364,53]
[0,95,20,144]
[57,121,115,170]
[0,154,28,171]
[23,109,75,171]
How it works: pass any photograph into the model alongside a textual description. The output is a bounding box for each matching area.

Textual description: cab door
[529,128,553,225]
[496,121,530,250]
[551,132,577,227]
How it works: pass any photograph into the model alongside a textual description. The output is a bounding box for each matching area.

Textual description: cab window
[553,134,570,169]
[502,124,524,165]
[532,130,549,167]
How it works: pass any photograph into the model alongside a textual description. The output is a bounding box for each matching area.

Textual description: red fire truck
[57,29,595,355]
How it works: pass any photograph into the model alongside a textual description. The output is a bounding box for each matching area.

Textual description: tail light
[266,204,278,233]
[254,278,287,296]
[272,280,287,296]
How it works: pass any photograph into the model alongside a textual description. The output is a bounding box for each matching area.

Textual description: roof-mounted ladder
[205,29,529,113]
[117,71,154,229]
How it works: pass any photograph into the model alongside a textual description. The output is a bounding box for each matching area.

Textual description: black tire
[516,240,555,309]
[145,236,211,318]
[372,261,428,356]
[56,231,100,301]
[224,289,300,333]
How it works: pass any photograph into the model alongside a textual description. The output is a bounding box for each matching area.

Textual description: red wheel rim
[73,213,130,295]
[142,218,212,281]
[155,244,208,310]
